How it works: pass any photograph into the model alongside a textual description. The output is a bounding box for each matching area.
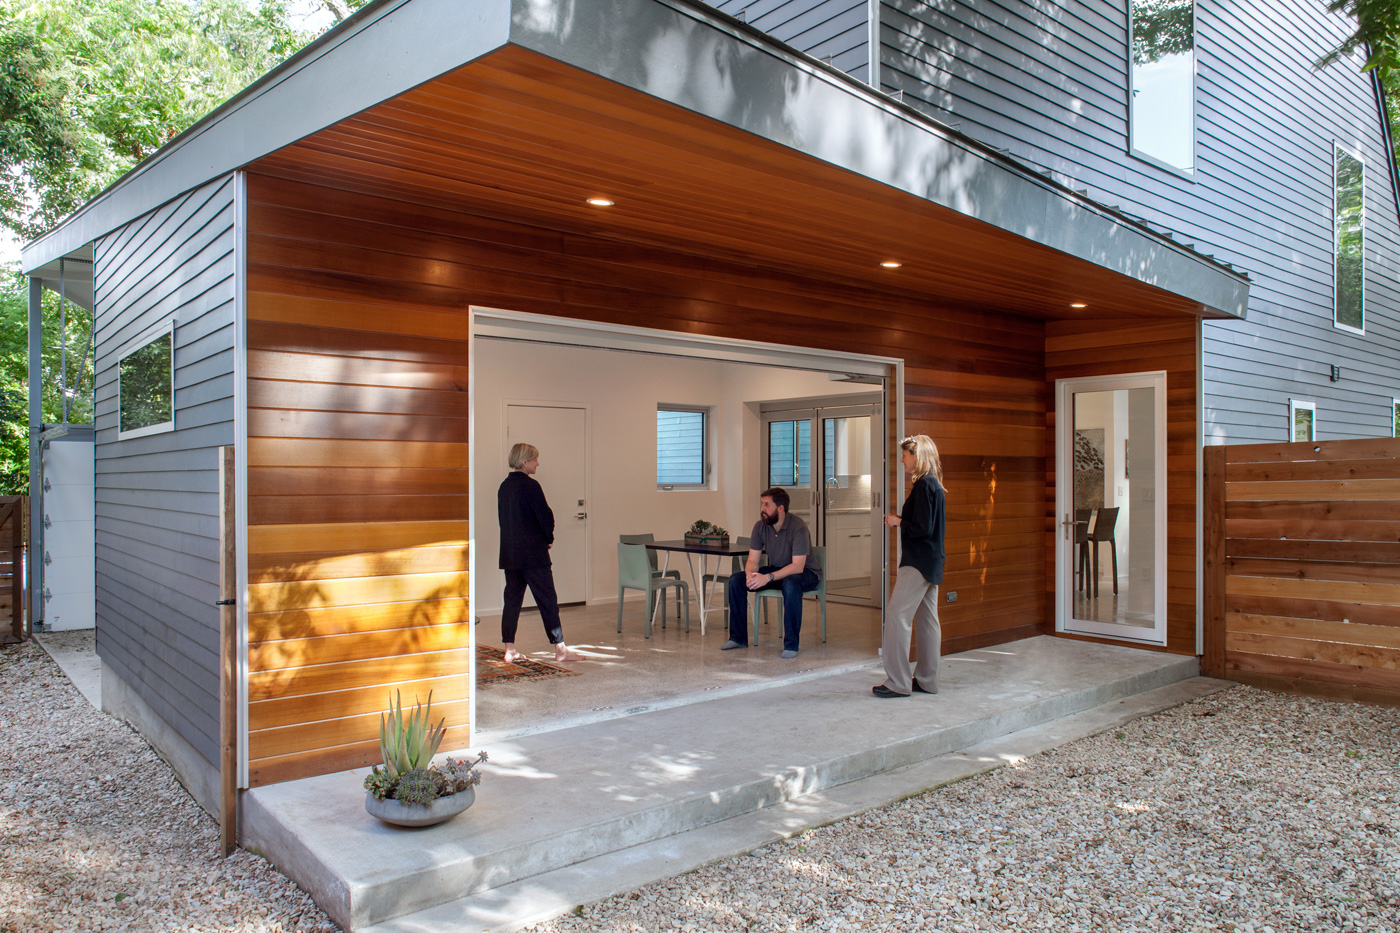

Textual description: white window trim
[1333,140,1366,336]
[116,319,176,441]
[1289,398,1316,442]
[656,404,712,490]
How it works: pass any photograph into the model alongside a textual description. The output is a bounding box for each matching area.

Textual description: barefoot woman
[498,442,582,664]
[873,435,946,698]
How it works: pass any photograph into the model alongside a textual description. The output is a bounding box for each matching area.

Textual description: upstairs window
[1393,399,1399,438]
[1334,143,1365,333]
[1129,0,1196,174]
[118,322,174,440]
[657,406,708,488]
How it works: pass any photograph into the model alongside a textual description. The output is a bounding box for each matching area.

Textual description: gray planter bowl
[364,786,475,828]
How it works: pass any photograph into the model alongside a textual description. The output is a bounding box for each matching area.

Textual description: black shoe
[912,680,937,694]
[872,685,910,698]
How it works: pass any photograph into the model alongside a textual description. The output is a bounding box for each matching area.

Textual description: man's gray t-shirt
[749,513,822,579]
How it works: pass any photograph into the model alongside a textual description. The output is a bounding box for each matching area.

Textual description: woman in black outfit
[874,434,947,698]
[498,442,582,665]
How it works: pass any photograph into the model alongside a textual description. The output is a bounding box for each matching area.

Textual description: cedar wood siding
[91,175,238,774]
[711,0,871,82]
[241,169,1053,782]
[738,0,1400,441]
[1046,319,1200,655]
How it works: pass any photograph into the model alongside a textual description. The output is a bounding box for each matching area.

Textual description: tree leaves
[0,0,322,241]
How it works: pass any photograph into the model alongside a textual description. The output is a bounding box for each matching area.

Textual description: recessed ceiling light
[880,261,902,268]
[586,197,615,207]
[1070,302,1088,308]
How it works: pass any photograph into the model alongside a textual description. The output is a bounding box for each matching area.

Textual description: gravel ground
[0,636,337,933]
[4,636,1397,933]
[533,687,1400,933]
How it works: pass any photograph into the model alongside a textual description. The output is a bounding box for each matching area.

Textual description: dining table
[644,538,754,634]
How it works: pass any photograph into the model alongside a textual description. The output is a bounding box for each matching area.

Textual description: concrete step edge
[363,675,1233,933]
[346,654,1200,927]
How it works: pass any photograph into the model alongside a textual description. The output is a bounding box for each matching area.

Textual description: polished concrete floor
[475,595,883,740]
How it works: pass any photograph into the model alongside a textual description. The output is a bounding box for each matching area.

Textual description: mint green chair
[753,545,828,643]
[617,542,689,637]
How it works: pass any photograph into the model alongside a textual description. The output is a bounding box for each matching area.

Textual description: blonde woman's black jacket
[899,474,946,585]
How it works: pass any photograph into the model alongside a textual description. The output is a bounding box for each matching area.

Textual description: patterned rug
[477,644,577,686]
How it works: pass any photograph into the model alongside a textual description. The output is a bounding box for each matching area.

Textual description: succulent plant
[379,689,446,780]
[439,751,489,794]
[395,768,439,805]
[363,766,397,801]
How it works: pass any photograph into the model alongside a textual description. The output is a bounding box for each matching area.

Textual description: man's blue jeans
[727,565,820,652]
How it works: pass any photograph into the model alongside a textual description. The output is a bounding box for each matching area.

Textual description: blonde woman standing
[874,435,947,698]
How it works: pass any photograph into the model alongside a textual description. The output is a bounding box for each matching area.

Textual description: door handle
[576,512,587,519]
[1060,513,1072,540]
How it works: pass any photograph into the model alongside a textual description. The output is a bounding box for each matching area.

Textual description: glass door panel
[821,415,875,601]
[1056,374,1166,644]
[766,418,814,527]
[762,401,883,607]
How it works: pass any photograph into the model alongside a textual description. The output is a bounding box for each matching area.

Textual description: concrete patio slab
[241,636,1205,932]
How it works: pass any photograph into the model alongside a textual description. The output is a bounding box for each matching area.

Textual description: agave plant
[379,689,447,780]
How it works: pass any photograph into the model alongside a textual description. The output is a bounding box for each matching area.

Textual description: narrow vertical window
[1289,400,1315,442]
[1129,0,1196,173]
[1334,143,1365,333]
[117,322,175,439]
[657,407,707,487]
[1392,399,1399,438]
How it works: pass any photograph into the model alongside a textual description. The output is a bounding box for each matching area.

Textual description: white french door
[1055,373,1167,644]
[760,398,884,607]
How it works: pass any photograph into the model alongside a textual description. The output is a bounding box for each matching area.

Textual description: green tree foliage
[0,0,376,494]
[1319,0,1400,73]
[1130,0,1193,66]
[0,0,316,240]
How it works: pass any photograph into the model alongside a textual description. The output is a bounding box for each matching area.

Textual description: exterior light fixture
[880,261,902,268]
[1070,302,1088,308]
[586,198,615,207]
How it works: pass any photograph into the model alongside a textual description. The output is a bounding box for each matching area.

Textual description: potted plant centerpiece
[684,520,729,547]
[363,690,487,827]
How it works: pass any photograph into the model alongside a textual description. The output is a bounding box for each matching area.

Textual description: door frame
[467,306,904,736]
[1054,371,1168,645]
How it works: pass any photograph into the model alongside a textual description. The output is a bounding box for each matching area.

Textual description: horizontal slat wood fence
[1204,438,1400,704]
[0,497,27,644]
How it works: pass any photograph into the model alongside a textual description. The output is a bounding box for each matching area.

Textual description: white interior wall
[473,339,873,611]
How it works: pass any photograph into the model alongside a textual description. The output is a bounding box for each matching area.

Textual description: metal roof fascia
[510,0,1249,319]
[21,0,510,274]
[22,0,1248,318]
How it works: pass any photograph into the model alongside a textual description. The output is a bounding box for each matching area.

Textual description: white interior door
[1055,373,1167,644]
[505,404,588,605]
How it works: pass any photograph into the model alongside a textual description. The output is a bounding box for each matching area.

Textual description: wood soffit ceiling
[253,45,1228,324]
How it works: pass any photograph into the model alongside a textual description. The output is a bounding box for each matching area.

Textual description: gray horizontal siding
[92,174,237,770]
[708,0,870,79]
[756,0,1399,443]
